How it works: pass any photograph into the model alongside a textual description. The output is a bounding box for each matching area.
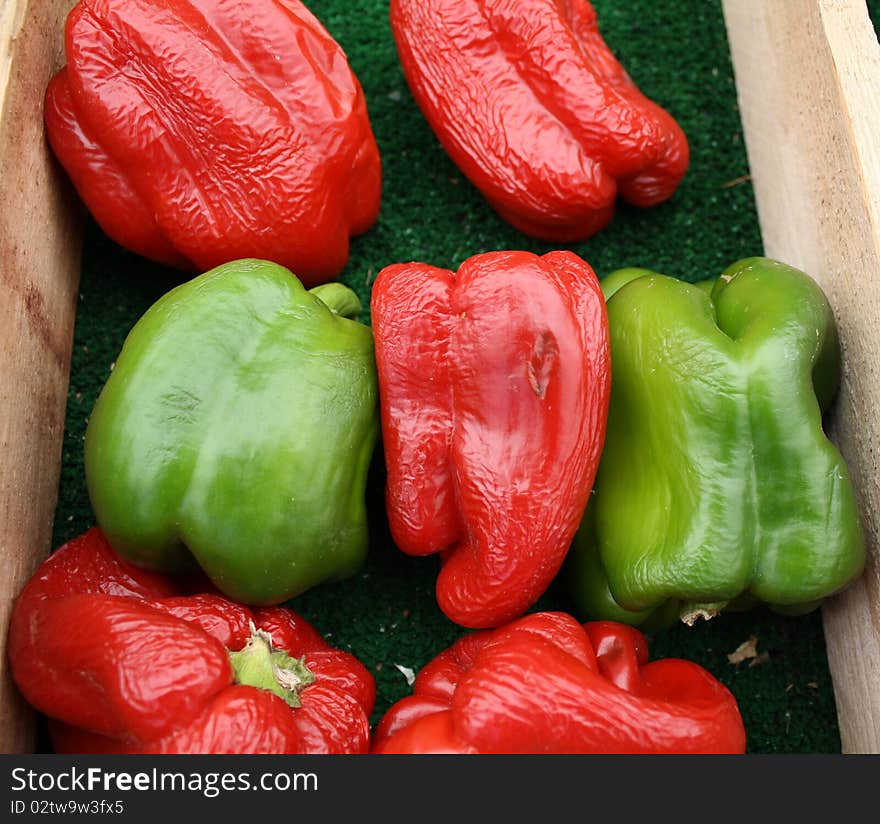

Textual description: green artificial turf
[50,0,858,753]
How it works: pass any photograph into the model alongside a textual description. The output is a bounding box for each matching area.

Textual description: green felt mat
[50,0,865,753]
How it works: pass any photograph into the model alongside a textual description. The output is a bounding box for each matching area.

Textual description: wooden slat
[0,0,81,754]
[723,0,880,753]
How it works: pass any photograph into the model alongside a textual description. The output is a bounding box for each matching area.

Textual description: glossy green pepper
[85,259,378,605]
[566,257,866,627]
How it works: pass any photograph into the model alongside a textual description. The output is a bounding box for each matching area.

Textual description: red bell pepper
[372,612,746,753]
[371,250,610,629]
[7,529,375,754]
[389,0,689,241]
[45,0,381,285]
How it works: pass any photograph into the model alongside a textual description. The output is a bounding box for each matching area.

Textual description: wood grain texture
[723,0,880,753]
[0,0,81,754]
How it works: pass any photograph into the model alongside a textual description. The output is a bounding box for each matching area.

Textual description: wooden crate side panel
[723,0,880,753]
[0,0,81,754]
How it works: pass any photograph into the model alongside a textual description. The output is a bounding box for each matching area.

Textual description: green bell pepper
[566,257,865,627]
[84,259,378,605]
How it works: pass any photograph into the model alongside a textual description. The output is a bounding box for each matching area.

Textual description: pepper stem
[228,623,315,708]
[310,283,362,320]
[680,601,728,626]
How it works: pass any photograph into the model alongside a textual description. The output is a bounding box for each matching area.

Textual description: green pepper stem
[680,601,728,626]
[228,624,315,708]
[310,283,362,320]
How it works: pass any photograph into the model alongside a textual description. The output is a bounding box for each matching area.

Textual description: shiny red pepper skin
[45,0,381,285]
[7,529,375,754]
[389,0,688,241]
[371,250,610,629]
[372,612,746,754]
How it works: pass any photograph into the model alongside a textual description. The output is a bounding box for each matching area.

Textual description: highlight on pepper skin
[390,0,689,242]
[371,249,611,629]
[372,612,746,754]
[45,0,382,285]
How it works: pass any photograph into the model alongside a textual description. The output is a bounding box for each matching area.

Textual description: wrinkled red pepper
[371,250,610,629]
[45,0,381,285]
[373,612,746,753]
[390,0,689,241]
[7,529,375,754]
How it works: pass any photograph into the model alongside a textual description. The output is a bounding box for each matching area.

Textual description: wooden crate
[1,0,878,753]
[0,0,80,754]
